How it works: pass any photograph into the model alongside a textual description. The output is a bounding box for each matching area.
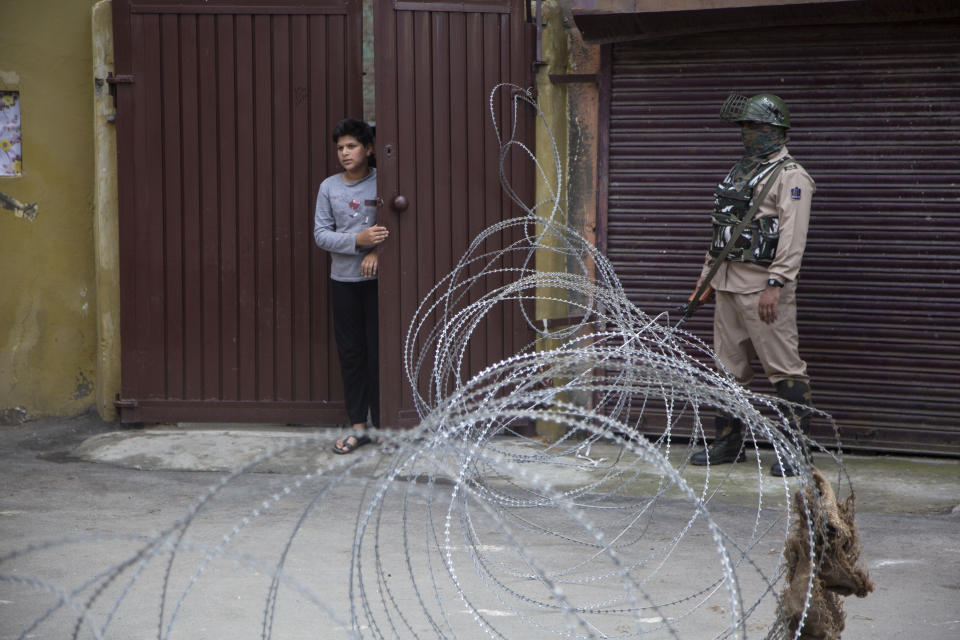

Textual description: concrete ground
[1,413,958,639]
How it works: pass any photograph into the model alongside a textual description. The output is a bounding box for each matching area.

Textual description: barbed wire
[0,84,849,640]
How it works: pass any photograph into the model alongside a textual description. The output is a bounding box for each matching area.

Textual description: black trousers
[331,279,380,428]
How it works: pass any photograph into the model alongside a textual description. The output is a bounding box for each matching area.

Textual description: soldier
[687,93,816,477]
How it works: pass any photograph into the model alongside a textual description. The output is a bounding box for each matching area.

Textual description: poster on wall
[0,91,23,177]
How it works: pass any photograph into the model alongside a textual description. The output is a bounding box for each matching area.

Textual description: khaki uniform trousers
[714,282,808,386]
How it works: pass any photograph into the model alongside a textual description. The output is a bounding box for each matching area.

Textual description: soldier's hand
[677,302,696,319]
[759,285,781,324]
[680,277,714,318]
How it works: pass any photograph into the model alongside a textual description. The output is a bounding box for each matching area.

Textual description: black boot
[770,380,812,477]
[691,414,745,466]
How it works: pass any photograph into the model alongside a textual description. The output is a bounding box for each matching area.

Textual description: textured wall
[532,2,604,440]
[0,0,99,421]
[362,0,375,123]
[92,0,120,421]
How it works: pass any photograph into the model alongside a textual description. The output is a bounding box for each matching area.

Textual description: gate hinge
[105,73,135,119]
[114,396,138,409]
[105,73,135,85]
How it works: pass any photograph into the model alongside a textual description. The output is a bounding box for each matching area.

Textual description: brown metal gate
[374,0,535,428]
[112,0,363,422]
[603,19,960,455]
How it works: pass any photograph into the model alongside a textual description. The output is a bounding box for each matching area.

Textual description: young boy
[313,119,388,454]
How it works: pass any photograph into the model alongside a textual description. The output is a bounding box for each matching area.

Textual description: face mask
[740,123,787,158]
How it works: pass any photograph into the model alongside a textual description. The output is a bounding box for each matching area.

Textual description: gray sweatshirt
[313,169,378,282]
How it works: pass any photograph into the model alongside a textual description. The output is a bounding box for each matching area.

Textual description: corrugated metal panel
[605,20,960,455]
[375,1,535,427]
[113,0,363,422]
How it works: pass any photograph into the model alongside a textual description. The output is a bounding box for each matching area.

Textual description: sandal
[332,432,372,455]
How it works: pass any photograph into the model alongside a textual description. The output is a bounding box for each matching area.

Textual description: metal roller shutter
[606,19,960,455]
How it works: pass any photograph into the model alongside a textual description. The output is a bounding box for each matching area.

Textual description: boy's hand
[356,224,389,248]
[360,251,378,277]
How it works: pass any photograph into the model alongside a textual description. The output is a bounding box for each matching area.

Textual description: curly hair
[332,118,375,146]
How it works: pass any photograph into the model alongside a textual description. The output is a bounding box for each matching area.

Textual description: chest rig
[709,158,789,265]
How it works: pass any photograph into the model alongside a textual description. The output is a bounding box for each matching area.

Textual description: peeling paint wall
[0,0,100,421]
[362,0,375,123]
[533,2,571,441]
[536,1,603,317]
[92,0,120,421]
[535,1,604,440]
[534,2,570,327]
[561,8,601,266]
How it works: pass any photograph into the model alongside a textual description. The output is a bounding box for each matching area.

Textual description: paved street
[1,414,958,639]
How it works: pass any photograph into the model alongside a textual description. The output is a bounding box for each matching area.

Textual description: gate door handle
[391,195,409,212]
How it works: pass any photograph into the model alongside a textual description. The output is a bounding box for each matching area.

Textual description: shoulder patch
[791,186,802,200]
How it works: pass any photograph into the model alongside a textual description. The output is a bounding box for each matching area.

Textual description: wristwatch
[767,278,784,288]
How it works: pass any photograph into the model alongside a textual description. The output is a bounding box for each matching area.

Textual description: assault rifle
[677,282,714,320]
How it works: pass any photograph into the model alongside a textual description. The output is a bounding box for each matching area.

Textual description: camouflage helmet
[720,93,791,129]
